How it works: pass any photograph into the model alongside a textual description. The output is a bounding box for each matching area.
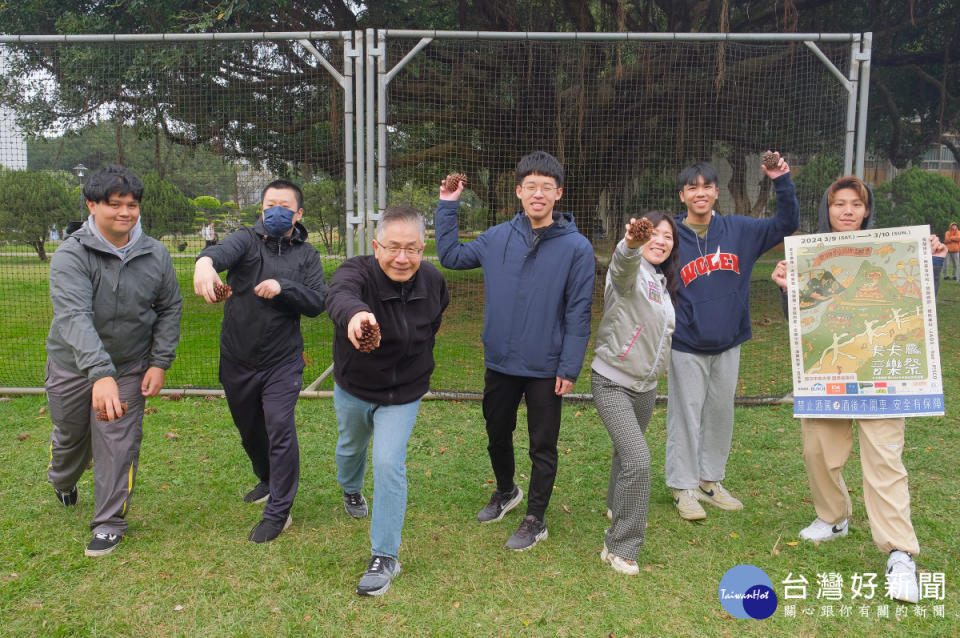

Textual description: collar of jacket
[253,218,309,246]
[372,257,425,302]
[70,224,150,259]
[509,210,575,237]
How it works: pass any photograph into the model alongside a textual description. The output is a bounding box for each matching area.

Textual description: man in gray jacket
[46,165,182,558]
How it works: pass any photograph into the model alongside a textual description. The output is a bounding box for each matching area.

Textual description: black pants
[482,368,562,521]
[219,354,304,522]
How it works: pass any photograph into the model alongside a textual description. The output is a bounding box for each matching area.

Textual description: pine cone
[214,282,232,302]
[444,173,468,192]
[96,402,128,422]
[627,217,655,244]
[358,319,381,353]
[762,150,781,169]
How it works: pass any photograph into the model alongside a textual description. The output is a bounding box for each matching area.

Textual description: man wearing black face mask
[194,179,328,542]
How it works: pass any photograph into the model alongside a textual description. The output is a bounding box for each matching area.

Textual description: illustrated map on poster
[784,225,944,418]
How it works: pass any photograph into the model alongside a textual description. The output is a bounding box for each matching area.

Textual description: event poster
[784,225,944,418]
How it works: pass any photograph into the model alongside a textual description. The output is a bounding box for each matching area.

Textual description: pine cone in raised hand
[627,217,655,244]
[444,173,468,192]
[96,402,128,422]
[762,150,781,169]
[214,282,232,302]
[358,319,381,353]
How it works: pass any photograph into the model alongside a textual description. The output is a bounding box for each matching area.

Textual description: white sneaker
[886,550,919,604]
[798,517,848,543]
[601,543,639,576]
[673,489,706,520]
[697,481,743,511]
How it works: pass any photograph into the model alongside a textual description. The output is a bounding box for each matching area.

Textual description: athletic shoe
[798,517,848,543]
[886,550,919,604]
[356,555,401,596]
[55,485,78,506]
[601,543,639,575]
[504,514,548,551]
[343,491,368,518]
[673,489,706,520]
[477,485,523,523]
[696,481,744,511]
[248,515,292,543]
[85,532,121,557]
[243,482,270,504]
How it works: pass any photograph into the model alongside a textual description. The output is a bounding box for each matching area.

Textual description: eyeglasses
[520,183,558,194]
[377,243,424,257]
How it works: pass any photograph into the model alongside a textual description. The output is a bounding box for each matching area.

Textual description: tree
[873,167,960,233]
[139,172,196,238]
[0,170,74,260]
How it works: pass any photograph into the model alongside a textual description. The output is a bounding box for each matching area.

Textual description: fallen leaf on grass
[729,532,739,539]
[17,433,30,441]
[192,401,201,406]
[574,410,582,417]
[38,406,47,415]
[439,448,445,454]
[161,485,168,489]
[786,541,798,546]
[562,504,571,514]
[159,572,170,579]
[165,432,178,439]
[564,448,572,454]
[144,407,158,415]
[304,616,311,621]
[173,605,184,611]
[453,602,460,608]
[425,470,432,477]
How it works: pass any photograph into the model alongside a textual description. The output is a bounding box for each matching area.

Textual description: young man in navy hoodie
[666,158,798,521]
[435,151,595,551]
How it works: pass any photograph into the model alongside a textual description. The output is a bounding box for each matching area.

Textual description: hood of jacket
[818,182,876,233]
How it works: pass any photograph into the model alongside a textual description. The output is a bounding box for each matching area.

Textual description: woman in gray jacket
[592,211,678,574]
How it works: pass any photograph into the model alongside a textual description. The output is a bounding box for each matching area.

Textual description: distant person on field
[945,221,960,281]
[435,151,595,551]
[193,179,327,543]
[46,165,182,558]
[201,221,218,248]
[592,212,678,575]
[326,205,449,596]
[666,156,798,521]
[771,174,943,604]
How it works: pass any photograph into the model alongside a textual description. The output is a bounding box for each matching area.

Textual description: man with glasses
[193,179,328,543]
[435,151,595,551]
[326,205,449,596]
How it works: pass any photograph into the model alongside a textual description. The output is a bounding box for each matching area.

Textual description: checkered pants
[592,371,656,561]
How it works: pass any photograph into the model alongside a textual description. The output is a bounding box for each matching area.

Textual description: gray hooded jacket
[46,222,183,382]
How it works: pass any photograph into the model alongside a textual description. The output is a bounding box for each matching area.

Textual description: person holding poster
[771,175,943,604]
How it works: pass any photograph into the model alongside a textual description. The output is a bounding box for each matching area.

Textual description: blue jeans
[334,384,421,559]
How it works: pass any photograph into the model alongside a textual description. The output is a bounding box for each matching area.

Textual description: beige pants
[801,417,919,556]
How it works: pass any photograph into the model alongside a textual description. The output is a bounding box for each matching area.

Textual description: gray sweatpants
[46,358,147,536]
[592,371,656,561]
[665,346,740,490]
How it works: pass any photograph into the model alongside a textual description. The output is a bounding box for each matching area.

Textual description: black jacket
[199,219,328,370]
[327,255,449,405]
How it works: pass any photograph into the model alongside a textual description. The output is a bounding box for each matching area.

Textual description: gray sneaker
[477,485,523,523]
[356,555,401,596]
[343,491,368,519]
[504,514,548,551]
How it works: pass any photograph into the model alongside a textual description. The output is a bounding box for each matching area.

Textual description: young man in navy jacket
[666,158,798,521]
[435,151,595,551]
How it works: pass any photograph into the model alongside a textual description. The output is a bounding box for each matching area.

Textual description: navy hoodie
[672,173,799,354]
[435,200,595,381]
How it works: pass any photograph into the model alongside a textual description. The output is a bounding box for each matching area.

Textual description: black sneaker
[248,515,292,543]
[343,491,368,519]
[85,532,122,557]
[476,485,523,523]
[356,555,401,596]
[55,485,78,506]
[243,482,270,504]
[504,514,548,551]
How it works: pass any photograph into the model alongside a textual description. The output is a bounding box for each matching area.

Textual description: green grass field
[0,243,957,636]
